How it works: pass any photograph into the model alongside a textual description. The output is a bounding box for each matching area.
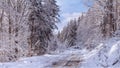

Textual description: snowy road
[0,49,85,68]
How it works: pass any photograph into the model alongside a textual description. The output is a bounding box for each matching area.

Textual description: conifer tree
[28,0,59,55]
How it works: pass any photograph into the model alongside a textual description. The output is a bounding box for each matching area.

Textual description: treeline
[58,0,120,50]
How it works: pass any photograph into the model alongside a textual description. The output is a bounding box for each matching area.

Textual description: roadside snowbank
[81,37,120,68]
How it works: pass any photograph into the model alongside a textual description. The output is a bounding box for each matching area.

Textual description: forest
[0,0,120,68]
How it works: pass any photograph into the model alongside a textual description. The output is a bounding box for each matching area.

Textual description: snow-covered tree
[0,0,30,62]
[97,0,115,37]
[28,0,59,55]
[59,19,78,47]
[93,0,120,37]
[0,0,59,61]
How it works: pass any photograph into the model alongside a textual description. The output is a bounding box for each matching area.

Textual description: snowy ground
[0,49,85,68]
[0,37,120,68]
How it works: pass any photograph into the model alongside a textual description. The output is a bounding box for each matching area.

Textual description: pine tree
[59,19,78,47]
[28,0,59,55]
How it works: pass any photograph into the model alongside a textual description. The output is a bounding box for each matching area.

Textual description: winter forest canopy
[0,0,120,68]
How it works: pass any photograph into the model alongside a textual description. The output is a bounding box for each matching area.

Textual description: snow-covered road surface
[0,49,85,68]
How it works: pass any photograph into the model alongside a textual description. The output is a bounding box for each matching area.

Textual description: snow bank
[81,37,120,68]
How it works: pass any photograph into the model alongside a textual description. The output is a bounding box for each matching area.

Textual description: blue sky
[57,0,87,14]
[55,0,89,32]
